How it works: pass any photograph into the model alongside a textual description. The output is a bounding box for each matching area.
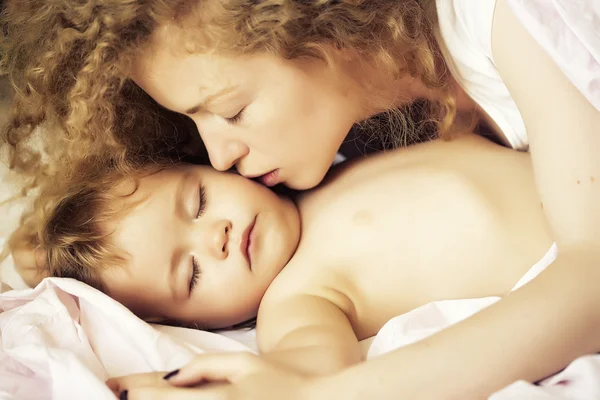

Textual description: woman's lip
[240,216,257,270]
[258,169,280,187]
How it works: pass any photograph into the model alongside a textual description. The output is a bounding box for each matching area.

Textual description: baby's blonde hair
[13,160,167,292]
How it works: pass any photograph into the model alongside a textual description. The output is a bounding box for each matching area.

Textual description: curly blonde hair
[1,0,454,181]
[2,0,460,256]
[12,160,166,292]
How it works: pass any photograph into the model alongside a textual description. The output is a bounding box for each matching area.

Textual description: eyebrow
[185,85,239,115]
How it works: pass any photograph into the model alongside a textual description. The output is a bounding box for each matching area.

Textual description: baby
[13,134,553,375]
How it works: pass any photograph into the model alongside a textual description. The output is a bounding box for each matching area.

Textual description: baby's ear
[11,245,49,288]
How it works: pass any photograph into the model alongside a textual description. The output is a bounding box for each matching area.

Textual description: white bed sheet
[2,277,600,400]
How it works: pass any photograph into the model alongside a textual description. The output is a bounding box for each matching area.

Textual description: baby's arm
[256,293,361,376]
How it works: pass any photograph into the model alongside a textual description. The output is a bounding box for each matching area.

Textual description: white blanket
[2,273,600,400]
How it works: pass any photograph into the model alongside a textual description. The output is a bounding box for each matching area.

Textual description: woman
[2,0,599,398]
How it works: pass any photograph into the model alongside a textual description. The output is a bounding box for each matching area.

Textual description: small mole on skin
[591,176,595,183]
[577,180,581,185]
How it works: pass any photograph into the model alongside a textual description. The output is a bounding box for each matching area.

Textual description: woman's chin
[285,170,328,190]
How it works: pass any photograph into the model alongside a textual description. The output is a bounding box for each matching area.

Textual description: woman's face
[132,26,362,190]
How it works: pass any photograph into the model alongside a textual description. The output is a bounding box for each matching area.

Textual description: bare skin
[94,134,551,381]
[14,133,555,398]
[256,134,552,374]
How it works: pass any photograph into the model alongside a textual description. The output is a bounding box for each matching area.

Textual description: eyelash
[189,185,206,293]
[197,185,207,219]
[225,107,246,124]
[189,257,200,293]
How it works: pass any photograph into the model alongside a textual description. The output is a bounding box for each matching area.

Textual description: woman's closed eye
[225,106,246,124]
[189,256,200,293]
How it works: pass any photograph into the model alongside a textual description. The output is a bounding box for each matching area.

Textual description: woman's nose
[203,135,249,172]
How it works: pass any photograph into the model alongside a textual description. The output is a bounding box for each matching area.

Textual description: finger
[127,384,232,400]
[166,352,257,387]
[106,372,168,393]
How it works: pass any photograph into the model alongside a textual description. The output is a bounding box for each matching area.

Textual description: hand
[107,371,232,399]
[107,352,320,400]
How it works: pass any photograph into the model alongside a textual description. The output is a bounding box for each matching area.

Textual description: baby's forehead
[104,163,197,240]
[104,162,211,241]
[114,164,191,196]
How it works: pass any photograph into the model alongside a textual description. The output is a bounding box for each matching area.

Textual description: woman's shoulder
[435,0,528,150]
[436,0,497,60]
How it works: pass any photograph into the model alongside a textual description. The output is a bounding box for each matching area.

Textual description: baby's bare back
[263,134,553,340]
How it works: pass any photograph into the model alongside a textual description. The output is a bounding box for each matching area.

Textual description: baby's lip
[240,216,256,270]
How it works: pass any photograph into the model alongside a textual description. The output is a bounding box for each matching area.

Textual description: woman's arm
[313,1,600,398]
[493,0,600,249]
[313,257,600,399]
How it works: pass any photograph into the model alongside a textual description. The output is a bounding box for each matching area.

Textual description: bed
[1,156,598,400]
[3,1,600,393]
[2,243,600,400]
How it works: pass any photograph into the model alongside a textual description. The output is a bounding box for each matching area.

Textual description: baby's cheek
[233,286,263,318]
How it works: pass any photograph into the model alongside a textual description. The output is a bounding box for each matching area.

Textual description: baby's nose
[210,220,231,260]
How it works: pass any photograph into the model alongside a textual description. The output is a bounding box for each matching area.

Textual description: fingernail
[119,390,128,400]
[163,369,180,380]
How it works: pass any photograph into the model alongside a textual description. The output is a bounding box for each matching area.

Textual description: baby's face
[102,164,300,329]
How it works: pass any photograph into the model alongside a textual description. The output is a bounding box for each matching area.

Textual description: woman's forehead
[131,40,248,112]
